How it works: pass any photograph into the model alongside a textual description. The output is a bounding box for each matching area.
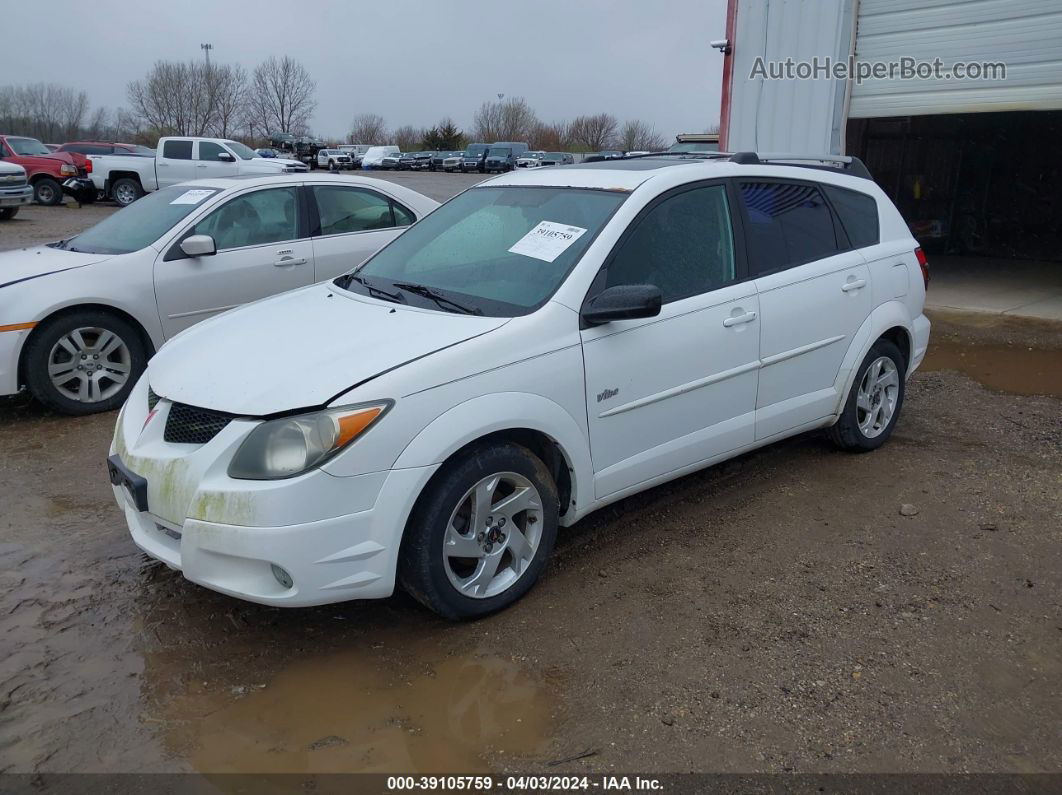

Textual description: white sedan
[110,153,930,619]
[0,174,438,414]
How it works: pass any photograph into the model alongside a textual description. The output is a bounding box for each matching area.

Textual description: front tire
[828,338,906,452]
[399,443,559,620]
[23,310,147,415]
[0,207,19,220]
[34,178,64,206]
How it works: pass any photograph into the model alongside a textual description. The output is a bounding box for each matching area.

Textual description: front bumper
[0,185,34,207]
[0,325,29,396]
[110,382,438,607]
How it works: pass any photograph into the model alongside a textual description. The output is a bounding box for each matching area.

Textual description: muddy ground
[1,181,1060,776]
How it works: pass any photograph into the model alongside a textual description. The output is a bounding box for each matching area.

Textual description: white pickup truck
[88,137,309,206]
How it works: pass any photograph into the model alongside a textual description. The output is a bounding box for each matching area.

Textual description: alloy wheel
[47,327,132,404]
[856,355,899,438]
[442,472,544,599]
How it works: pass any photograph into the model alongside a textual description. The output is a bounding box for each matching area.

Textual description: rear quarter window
[823,185,880,248]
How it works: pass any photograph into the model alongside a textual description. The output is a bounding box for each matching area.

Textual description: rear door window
[738,181,841,275]
[823,185,880,248]
[310,185,413,235]
[162,140,193,160]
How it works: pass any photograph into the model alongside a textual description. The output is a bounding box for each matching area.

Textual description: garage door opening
[846,110,1062,319]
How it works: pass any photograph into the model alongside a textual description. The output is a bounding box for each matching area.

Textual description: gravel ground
[0,175,1060,776]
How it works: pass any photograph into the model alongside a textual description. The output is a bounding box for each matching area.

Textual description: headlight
[228,401,392,480]
[60,163,78,176]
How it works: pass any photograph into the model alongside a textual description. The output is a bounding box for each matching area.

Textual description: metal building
[719,0,1062,264]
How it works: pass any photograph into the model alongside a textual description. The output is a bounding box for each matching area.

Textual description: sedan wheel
[47,327,132,404]
[24,311,147,415]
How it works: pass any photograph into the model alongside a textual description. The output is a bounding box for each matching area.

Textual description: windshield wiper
[392,282,483,315]
[336,274,406,304]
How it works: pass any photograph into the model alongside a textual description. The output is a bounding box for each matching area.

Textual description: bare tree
[618,119,666,152]
[208,64,249,138]
[568,113,618,151]
[247,56,316,138]
[531,120,570,151]
[0,83,88,142]
[472,97,537,142]
[392,124,422,151]
[128,61,216,136]
[349,113,388,143]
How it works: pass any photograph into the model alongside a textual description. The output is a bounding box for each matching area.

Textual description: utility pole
[200,43,213,67]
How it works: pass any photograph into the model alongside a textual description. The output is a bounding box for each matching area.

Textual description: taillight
[85,159,93,174]
[914,247,929,290]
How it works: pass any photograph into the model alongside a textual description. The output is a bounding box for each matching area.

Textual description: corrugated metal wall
[849,0,1062,117]
[725,0,855,154]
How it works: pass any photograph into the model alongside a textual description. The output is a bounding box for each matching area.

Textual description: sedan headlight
[228,401,392,480]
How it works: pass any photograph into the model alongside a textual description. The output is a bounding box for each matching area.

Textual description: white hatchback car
[109,153,931,619]
[0,174,438,414]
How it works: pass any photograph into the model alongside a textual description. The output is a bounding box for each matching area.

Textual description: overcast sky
[4,0,727,141]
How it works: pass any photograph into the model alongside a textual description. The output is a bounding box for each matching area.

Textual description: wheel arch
[392,392,593,523]
[833,302,916,417]
[18,302,157,388]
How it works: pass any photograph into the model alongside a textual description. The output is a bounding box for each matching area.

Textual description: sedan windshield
[58,186,221,255]
[344,186,626,317]
[8,137,52,156]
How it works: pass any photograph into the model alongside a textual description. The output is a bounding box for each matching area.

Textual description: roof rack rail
[728,151,873,180]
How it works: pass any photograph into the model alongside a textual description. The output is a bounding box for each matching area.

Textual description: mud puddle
[922,341,1062,398]
[156,644,555,774]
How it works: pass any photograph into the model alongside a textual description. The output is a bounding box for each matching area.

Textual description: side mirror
[581,284,662,326]
[180,235,217,258]
[216,152,236,162]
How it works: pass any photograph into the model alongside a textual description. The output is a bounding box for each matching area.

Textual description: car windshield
[58,185,221,255]
[488,147,511,156]
[343,186,626,317]
[224,141,258,160]
[546,153,567,159]
[8,137,52,156]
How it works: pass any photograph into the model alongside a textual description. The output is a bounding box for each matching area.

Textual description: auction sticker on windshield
[170,189,215,205]
[508,221,588,262]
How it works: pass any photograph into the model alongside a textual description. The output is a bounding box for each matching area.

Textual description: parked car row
[0,134,91,206]
[360,142,577,173]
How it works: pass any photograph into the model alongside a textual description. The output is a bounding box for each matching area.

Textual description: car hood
[11,152,77,169]
[148,284,510,416]
[0,245,113,290]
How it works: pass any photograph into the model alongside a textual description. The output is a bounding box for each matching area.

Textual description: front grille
[147,387,160,410]
[1,178,27,190]
[164,402,236,445]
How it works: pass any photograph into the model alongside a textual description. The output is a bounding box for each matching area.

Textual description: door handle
[196,164,207,169]
[723,310,757,327]
[274,256,308,267]
[842,278,867,292]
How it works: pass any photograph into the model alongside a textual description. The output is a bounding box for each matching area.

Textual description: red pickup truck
[0,134,84,205]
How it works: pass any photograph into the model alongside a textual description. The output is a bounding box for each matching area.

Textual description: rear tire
[24,310,147,415]
[399,443,559,620]
[111,178,143,207]
[0,207,19,220]
[828,338,906,452]
[34,178,63,206]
